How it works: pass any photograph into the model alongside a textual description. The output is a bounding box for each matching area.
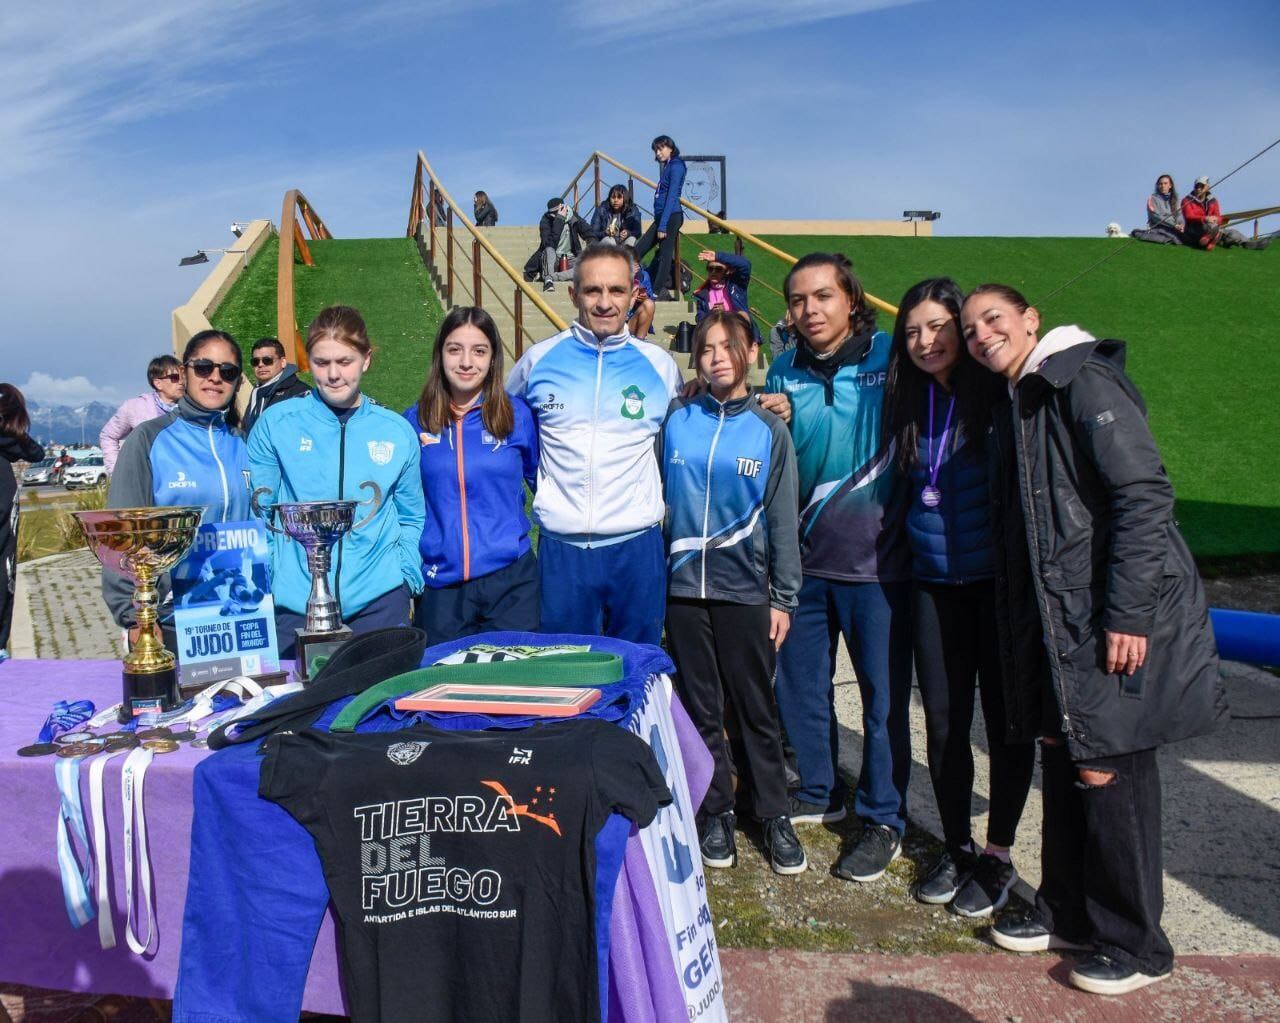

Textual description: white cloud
[568,0,922,39]
[16,372,124,408]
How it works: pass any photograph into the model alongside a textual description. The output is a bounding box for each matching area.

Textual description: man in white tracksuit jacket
[507,243,682,644]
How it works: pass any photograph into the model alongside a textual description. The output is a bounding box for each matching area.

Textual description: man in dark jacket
[964,286,1226,997]
[243,338,309,433]
[522,199,597,293]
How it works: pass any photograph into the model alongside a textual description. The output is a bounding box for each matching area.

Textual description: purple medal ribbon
[922,383,956,508]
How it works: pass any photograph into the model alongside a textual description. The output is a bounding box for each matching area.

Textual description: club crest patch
[386,741,430,765]
[620,384,646,420]
[368,440,395,465]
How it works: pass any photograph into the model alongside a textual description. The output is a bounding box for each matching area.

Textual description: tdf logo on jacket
[735,458,762,478]
[620,384,646,420]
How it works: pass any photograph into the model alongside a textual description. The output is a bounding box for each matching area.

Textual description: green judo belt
[329,652,624,731]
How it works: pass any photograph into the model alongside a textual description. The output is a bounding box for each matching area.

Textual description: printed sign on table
[628,673,727,1023]
[171,520,279,685]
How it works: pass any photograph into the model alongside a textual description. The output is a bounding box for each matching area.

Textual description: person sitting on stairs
[523,198,597,292]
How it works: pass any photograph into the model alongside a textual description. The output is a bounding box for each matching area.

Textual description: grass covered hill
[212,228,1276,559]
[211,236,442,415]
[684,234,1279,560]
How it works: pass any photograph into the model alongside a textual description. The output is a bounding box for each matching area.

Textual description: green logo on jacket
[620,384,646,420]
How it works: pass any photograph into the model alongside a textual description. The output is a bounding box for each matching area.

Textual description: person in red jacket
[1181,176,1271,250]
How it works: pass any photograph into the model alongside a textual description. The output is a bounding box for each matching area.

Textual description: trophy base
[120,665,182,723]
[295,626,354,683]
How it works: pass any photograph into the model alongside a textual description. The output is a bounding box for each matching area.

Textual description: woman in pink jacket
[99,354,185,472]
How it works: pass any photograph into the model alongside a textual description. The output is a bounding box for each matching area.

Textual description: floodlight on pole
[179,246,250,268]
[902,210,942,237]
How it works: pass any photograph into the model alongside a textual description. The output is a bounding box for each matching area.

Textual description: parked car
[21,458,60,486]
[63,457,109,490]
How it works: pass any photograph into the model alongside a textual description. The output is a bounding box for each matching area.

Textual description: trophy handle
[354,481,383,530]
[251,486,287,535]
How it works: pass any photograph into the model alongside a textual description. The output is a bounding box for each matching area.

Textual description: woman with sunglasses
[102,330,251,643]
[98,354,185,473]
[249,305,424,661]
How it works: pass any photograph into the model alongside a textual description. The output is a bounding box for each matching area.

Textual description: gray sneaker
[915,848,977,905]
[834,823,901,882]
[787,793,847,826]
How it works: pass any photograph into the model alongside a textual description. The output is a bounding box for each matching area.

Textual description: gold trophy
[76,507,203,722]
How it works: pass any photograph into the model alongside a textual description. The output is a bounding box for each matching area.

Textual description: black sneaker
[1069,953,1171,995]
[787,793,846,825]
[543,279,555,293]
[915,848,976,905]
[762,816,807,875]
[951,854,1018,918]
[991,910,1092,953]
[698,811,736,869]
[834,823,901,882]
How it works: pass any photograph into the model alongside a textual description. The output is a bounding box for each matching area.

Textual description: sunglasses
[186,359,242,383]
[153,372,182,384]
[250,355,278,367]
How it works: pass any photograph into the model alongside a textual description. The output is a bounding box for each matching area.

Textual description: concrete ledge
[725,219,933,237]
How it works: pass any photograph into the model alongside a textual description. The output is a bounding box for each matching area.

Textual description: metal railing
[561,151,899,317]
[278,190,332,372]
[408,150,566,359]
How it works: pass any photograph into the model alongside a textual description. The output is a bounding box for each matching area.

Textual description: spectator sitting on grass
[769,311,796,361]
[473,191,498,227]
[522,198,596,293]
[693,249,760,341]
[591,185,642,247]
[1130,174,1184,245]
[1181,176,1271,251]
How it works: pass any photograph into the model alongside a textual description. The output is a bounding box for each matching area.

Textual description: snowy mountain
[24,400,119,447]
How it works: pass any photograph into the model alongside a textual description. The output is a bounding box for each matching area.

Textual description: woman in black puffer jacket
[962,282,1226,998]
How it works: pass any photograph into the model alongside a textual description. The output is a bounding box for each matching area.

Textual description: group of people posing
[101,236,1223,999]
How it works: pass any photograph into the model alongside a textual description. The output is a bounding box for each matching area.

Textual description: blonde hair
[306,305,372,356]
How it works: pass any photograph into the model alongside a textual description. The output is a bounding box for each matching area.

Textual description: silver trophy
[252,482,382,681]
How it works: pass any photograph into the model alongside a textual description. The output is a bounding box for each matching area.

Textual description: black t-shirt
[259,718,671,1023]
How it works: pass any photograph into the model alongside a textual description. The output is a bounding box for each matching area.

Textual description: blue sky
[2,0,1277,405]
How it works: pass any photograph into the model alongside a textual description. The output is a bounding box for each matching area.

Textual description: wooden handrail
[565,151,899,317]
[408,150,567,343]
[277,189,332,372]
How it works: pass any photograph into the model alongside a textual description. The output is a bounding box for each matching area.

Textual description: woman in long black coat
[959,283,1226,998]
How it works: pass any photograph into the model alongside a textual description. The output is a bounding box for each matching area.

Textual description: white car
[63,457,109,490]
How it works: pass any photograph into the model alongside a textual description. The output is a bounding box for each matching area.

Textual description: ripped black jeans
[1035,741,1174,975]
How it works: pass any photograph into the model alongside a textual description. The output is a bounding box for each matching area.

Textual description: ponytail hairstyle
[416,306,514,440]
[306,305,373,357]
[965,282,1031,313]
[883,278,1002,470]
[782,252,877,343]
[651,134,680,159]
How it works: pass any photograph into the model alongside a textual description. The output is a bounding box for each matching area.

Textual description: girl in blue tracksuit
[248,306,425,659]
[104,330,251,641]
[404,306,539,643]
[633,134,687,298]
[659,310,807,876]
[883,278,1034,918]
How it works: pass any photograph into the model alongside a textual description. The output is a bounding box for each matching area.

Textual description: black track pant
[912,579,1034,851]
[665,598,789,820]
[1036,741,1174,976]
[635,212,684,294]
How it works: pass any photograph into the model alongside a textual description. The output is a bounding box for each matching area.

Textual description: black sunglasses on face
[186,359,242,383]
[250,355,277,366]
[152,372,182,383]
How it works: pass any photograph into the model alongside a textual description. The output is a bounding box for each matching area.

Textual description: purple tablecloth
[0,660,713,1016]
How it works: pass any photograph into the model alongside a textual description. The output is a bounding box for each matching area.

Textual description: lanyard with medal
[921,382,956,509]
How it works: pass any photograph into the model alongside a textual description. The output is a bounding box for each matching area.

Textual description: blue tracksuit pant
[774,575,912,831]
[538,526,666,646]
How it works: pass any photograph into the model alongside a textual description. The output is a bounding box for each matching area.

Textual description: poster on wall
[681,156,727,228]
[171,519,280,686]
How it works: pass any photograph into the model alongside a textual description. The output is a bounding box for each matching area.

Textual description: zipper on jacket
[1016,395,1072,736]
[584,342,605,546]
[206,418,230,520]
[454,416,471,580]
[699,402,728,599]
[334,417,348,610]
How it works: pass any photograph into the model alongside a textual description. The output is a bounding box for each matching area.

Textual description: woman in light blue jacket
[248,306,424,662]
